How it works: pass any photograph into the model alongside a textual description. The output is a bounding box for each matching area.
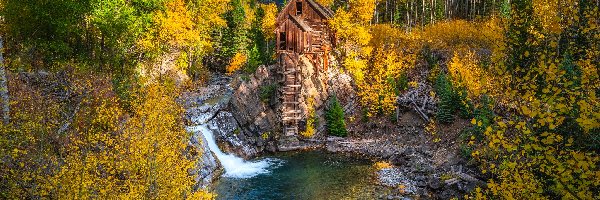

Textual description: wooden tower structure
[275,0,334,136]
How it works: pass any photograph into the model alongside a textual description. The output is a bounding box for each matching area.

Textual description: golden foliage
[374,161,393,170]
[41,83,206,199]
[333,1,599,197]
[1,73,211,198]
[155,0,200,49]
[260,3,278,40]
[447,51,489,97]
[314,0,334,7]
[0,73,66,198]
[301,97,317,138]
[340,24,416,117]
[194,0,231,32]
[226,52,247,75]
[193,0,231,54]
[418,19,503,52]
[533,0,561,34]
[329,9,372,48]
[333,18,502,118]
[348,0,377,24]
[242,1,257,30]
[468,2,600,198]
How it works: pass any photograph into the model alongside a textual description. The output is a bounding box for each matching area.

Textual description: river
[193,124,383,199]
[214,150,380,200]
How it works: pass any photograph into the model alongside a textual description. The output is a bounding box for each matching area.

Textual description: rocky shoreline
[268,130,485,199]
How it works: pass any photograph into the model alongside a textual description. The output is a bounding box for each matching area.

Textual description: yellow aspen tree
[154,0,200,49]
[260,3,278,40]
[43,84,207,199]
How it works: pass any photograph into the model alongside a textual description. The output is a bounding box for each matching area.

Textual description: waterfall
[188,125,277,178]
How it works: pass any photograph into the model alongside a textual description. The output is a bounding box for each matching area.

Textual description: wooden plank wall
[276,0,334,54]
[277,17,310,54]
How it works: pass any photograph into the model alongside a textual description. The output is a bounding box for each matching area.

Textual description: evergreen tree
[435,73,455,124]
[326,95,348,137]
[221,0,248,60]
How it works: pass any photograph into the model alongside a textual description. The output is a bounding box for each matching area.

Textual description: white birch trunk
[0,36,10,124]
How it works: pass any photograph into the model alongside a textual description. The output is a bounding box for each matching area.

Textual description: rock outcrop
[207,111,261,158]
[228,65,280,154]
[182,75,260,188]
[188,129,220,190]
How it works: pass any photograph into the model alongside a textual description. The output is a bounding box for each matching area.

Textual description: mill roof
[276,0,334,26]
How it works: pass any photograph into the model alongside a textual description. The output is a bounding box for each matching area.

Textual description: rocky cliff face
[228,65,280,154]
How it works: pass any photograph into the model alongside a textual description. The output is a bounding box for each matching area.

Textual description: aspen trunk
[422,0,425,27]
[0,36,9,124]
[406,1,411,31]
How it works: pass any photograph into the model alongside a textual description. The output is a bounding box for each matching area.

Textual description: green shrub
[390,73,408,96]
[259,84,277,103]
[326,95,348,137]
[474,95,493,122]
[472,94,494,137]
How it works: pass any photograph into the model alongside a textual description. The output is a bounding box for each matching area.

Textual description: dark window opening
[279,32,286,50]
[288,32,293,51]
[296,2,302,15]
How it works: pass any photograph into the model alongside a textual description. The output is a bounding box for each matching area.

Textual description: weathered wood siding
[276,18,313,54]
[276,0,332,55]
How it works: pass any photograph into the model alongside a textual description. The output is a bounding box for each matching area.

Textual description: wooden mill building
[275,0,334,136]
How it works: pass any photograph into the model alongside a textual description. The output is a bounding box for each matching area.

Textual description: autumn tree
[41,83,209,199]
[0,0,231,198]
[468,1,600,198]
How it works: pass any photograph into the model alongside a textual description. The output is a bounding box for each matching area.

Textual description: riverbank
[276,113,485,199]
[182,71,485,199]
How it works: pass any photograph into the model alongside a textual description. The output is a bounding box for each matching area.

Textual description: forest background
[0,0,598,199]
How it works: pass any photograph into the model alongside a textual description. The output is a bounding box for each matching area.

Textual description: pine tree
[435,73,454,124]
[221,0,248,60]
[326,95,348,137]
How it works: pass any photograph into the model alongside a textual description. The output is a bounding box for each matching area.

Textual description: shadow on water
[214,150,381,200]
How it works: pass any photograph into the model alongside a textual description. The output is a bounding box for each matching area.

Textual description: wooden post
[323,46,330,72]
[276,30,280,51]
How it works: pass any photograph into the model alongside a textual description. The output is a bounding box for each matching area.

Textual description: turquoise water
[214,150,382,200]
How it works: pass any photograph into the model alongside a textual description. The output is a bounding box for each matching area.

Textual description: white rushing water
[188,125,277,179]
